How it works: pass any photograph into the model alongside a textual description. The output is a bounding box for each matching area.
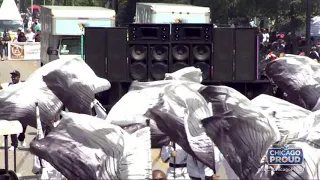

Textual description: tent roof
[0,0,22,21]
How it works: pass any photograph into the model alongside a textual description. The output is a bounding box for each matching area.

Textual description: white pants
[215,146,239,179]
[166,167,189,179]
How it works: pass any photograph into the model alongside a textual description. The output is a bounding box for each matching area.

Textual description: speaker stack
[84,27,128,82]
[128,24,170,81]
[234,28,258,81]
[170,23,213,80]
[85,25,258,83]
[212,28,234,81]
[211,27,258,82]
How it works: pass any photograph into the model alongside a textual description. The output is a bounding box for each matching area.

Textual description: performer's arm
[160,145,171,163]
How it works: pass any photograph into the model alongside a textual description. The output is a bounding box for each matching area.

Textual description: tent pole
[31,0,33,14]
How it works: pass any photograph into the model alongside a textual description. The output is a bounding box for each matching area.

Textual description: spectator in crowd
[278,46,285,57]
[0,36,4,61]
[262,28,270,43]
[265,49,277,61]
[32,20,40,32]
[7,70,27,150]
[269,31,277,43]
[309,46,320,62]
[18,32,27,42]
[298,48,305,56]
[13,28,22,42]
[152,170,167,180]
[28,17,33,30]
[2,31,11,59]
[23,16,28,30]
[26,28,35,42]
[258,28,263,44]
[34,30,41,42]
[2,28,9,37]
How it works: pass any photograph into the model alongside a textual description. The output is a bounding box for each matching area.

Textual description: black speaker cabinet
[171,23,213,42]
[235,28,258,81]
[128,24,170,81]
[212,28,234,81]
[170,43,190,73]
[170,23,213,80]
[84,27,128,82]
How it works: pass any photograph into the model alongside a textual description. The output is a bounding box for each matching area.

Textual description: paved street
[0,60,40,83]
[0,126,38,179]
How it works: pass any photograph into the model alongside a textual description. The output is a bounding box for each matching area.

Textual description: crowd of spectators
[0,19,40,60]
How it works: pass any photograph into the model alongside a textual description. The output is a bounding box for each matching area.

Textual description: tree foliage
[11,0,319,31]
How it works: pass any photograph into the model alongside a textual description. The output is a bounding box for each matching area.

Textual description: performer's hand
[171,151,177,157]
[213,174,219,180]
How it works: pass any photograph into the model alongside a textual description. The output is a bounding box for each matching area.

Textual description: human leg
[4,44,8,58]
[17,125,27,147]
[0,45,3,60]
[10,134,18,150]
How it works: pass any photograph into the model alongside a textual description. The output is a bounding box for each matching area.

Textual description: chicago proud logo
[267,145,303,165]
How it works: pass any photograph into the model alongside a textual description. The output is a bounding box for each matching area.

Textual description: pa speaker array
[128,24,170,81]
[170,23,213,80]
[85,25,258,83]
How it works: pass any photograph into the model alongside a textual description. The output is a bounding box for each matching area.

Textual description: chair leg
[4,135,8,173]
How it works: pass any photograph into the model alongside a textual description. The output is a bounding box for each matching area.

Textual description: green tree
[10,0,320,31]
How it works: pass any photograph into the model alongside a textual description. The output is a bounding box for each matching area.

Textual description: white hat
[18,27,23,31]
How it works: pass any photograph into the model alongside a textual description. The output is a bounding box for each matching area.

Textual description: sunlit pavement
[0,126,37,178]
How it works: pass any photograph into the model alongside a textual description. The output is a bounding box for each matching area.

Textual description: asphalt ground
[0,60,40,83]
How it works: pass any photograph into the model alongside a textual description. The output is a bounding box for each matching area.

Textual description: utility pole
[290,3,297,53]
[112,0,117,12]
[31,0,33,14]
[306,0,311,53]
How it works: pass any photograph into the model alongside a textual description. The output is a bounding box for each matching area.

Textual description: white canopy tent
[0,0,21,20]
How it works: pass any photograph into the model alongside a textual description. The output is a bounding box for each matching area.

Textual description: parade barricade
[7,42,40,60]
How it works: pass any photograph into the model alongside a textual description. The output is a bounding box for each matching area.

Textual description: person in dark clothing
[2,30,11,59]
[7,70,27,150]
[0,36,4,60]
[3,28,9,38]
[18,32,27,42]
[258,30,263,44]
[34,30,40,42]
[269,31,277,42]
[309,47,320,62]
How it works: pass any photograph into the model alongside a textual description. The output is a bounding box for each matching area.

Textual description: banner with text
[8,42,40,60]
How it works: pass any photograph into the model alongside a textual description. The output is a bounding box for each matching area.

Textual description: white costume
[161,142,188,179]
[187,155,214,180]
[187,146,239,180]
[255,156,275,178]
